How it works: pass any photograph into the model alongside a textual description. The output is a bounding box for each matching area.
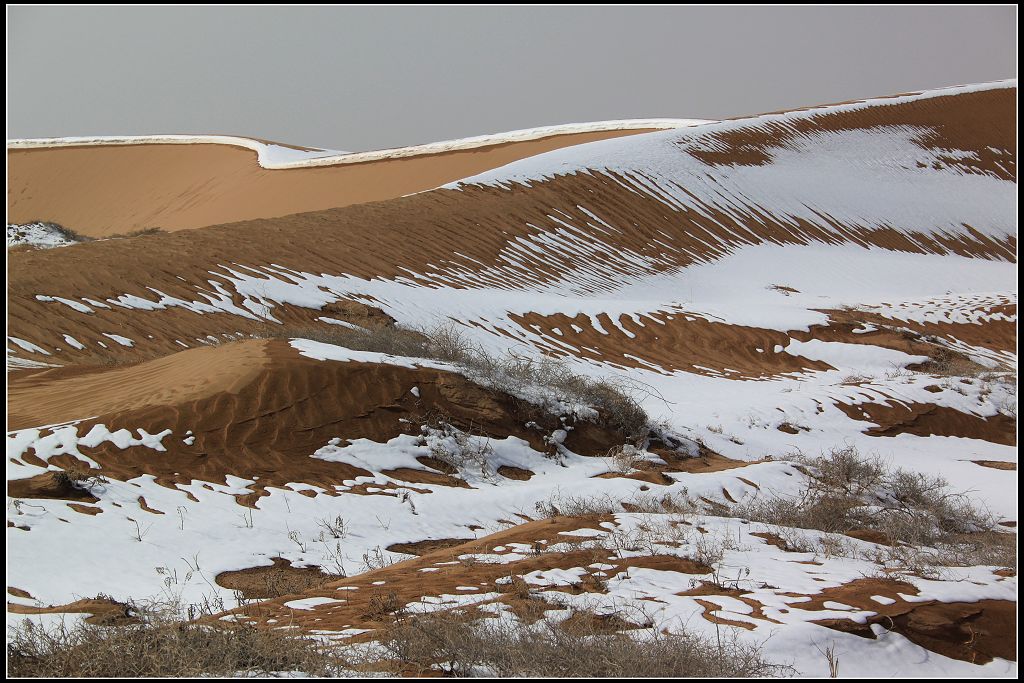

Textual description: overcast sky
[7,5,1017,151]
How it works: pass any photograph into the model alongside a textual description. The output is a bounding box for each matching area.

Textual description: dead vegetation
[6,598,336,677]
[215,558,341,600]
[425,323,651,441]
[261,320,651,441]
[7,220,94,245]
[908,343,992,378]
[105,227,166,240]
[366,607,790,677]
[258,321,430,358]
[8,596,788,678]
[424,420,497,480]
[730,446,1014,573]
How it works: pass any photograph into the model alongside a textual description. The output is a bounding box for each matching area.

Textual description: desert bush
[6,599,335,677]
[730,446,1011,570]
[370,608,790,677]
[269,319,650,440]
[258,321,430,358]
[425,421,496,480]
[106,227,166,239]
[913,346,990,378]
[54,466,109,493]
[7,221,94,245]
[605,444,648,473]
[624,490,696,515]
[411,322,649,439]
[534,492,621,518]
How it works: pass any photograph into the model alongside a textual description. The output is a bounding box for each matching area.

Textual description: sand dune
[6,82,1017,676]
[7,83,1016,372]
[7,125,696,237]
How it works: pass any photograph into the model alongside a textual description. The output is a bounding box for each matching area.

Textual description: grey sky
[7,5,1017,152]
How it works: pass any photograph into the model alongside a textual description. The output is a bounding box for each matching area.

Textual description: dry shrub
[260,319,649,439]
[534,492,621,518]
[370,608,789,677]
[732,446,1012,571]
[428,322,650,440]
[912,346,990,378]
[6,599,334,677]
[7,221,94,244]
[54,466,108,493]
[425,421,496,480]
[105,227,166,239]
[259,321,430,358]
[605,444,648,473]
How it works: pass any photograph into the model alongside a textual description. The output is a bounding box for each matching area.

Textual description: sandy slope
[7,127,677,237]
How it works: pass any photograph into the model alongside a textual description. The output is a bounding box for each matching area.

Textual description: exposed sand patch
[510,311,829,377]
[215,557,340,600]
[796,578,1016,664]
[8,597,132,625]
[8,128,665,237]
[836,401,1017,446]
[7,340,270,430]
[8,340,626,496]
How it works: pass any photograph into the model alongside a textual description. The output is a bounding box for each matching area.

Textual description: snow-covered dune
[7,82,1017,676]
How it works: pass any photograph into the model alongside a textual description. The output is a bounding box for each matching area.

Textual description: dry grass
[6,598,335,677]
[257,321,430,357]
[425,421,496,480]
[105,227,166,240]
[533,492,622,518]
[54,466,109,493]
[604,444,648,473]
[731,446,1014,572]
[425,323,650,440]
[910,343,991,378]
[367,607,790,677]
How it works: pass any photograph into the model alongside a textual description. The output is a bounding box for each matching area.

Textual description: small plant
[237,508,254,529]
[55,466,108,493]
[426,421,496,480]
[605,444,648,474]
[364,590,403,620]
[315,515,348,540]
[534,491,620,518]
[130,518,153,543]
[287,530,307,553]
[361,546,397,571]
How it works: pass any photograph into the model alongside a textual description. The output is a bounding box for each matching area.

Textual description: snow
[449,93,1015,246]
[36,295,95,313]
[7,222,80,249]
[7,118,711,170]
[8,337,51,355]
[102,333,135,347]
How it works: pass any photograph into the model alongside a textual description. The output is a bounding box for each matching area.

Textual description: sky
[6,5,1017,152]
